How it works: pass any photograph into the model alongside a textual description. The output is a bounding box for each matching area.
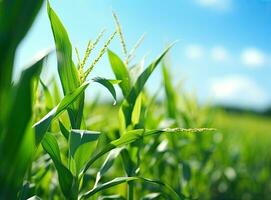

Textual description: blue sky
[14,0,271,110]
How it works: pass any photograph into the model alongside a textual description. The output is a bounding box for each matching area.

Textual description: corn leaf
[41,133,76,198]
[0,0,43,114]
[40,79,54,110]
[47,1,84,129]
[34,82,89,145]
[92,77,118,105]
[81,127,214,175]
[81,129,145,175]
[94,148,123,187]
[131,93,142,126]
[107,49,131,97]
[142,193,162,200]
[98,195,125,200]
[58,120,70,141]
[81,177,182,200]
[0,51,48,199]
[120,148,136,176]
[162,62,177,119]
[122,43,175,126]
[69,129,100,158]
[47,1,80,95]
[69,129,100,174]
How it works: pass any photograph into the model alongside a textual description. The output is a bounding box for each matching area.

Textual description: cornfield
[0,1,270,200]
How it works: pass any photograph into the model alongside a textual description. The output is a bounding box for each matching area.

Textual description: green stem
[127,181,134,200]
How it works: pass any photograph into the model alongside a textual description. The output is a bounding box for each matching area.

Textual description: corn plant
[105,13,216,200]
[31,3,215,200]
[1,1,217,199]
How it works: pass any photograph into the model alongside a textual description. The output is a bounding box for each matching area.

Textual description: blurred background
[14,0,271,111]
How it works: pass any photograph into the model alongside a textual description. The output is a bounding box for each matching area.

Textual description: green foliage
[34,81,90,145]
[81,177,182,200]
[162,61,177,119]
[47,1,83,129]
[1,1,270,200]
[0,51,48,199]
[0,0,43,117]
[107,49,131,97]
[42,133,76,199]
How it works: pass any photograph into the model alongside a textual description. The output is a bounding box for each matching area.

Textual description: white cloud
[210,75,269,109]
[211,46,229,62]
[185,45,204,60]
[241,48,267,68]
[196,0,232,11]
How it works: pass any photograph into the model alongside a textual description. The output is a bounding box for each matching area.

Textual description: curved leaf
[122,43,176,126]
[58,120,70,141]
[92,77,118,105]
[80,177,182,200]
[94,148,123,187]
[41,133,76,198]
[81,127,215,176]
[34,82,89,145]
[107,49,131,97]
[47,1,83,129]
[0,51,48,198]
[40,79,54,110]
[69,129,100,158]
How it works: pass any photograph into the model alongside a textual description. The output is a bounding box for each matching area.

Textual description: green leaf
[27,196,42,200]
[69,129,100,175]
[108,79,122,85]
[58,120,70,141]
[81,177,137,199]
[127,43,175,104]
[40,79,54,110]
[122,43,176,126]
[47,1,83,129]
[92,77,118,105]
[47,1,80,95]
[0,0,43,111]
[107,49,131,97]
[131,93,142,126]
[81,127,215,176]
[0,51,48,199]
[129,58,144,84]
[80,177,182,200]
[98,195,125,200]
[34,82,90,145]
[142,193,162,200]
[94,148,123,187]
[69,129,100,158]
[162,62,177,119]
[81,129,145,176]
[41,133,76,198]
[120,148,136,176]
